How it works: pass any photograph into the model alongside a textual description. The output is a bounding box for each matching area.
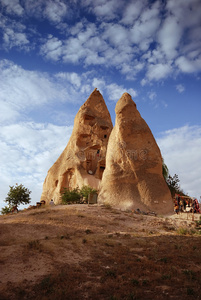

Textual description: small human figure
[194,199,201,213]
[174,199,179,214]
[179,199,183,212]
[49,199,55,206]
[183,198,187,212]
[177,194,180,209]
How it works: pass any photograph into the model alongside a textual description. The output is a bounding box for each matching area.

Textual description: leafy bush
[80,185,97,199]
[1,205,12,215]
[61,187,81,204]
[195,216,201,226]
[61,185,97,204]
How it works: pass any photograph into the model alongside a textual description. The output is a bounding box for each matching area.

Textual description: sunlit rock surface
[98,93,173,214]
[41,88,113,204]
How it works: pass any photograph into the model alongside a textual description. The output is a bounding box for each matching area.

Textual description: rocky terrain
[0,204,201,299]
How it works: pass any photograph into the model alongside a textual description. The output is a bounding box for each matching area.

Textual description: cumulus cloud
[146,63,172,81]
[43,0,68,23]
[130,2,161,49]
[175,56,201,73]
[1,0,199,82]
[148,91,157,101]
[0,0,24,16]
[121,0,146,25]
[40,36,63,61]
[176,84,185,93]
[106,83,137,102]
[158,16,182,60]
[3,28,29,49]
[102,23,129,47]
[83,0,122,21]
[157,125,201,199]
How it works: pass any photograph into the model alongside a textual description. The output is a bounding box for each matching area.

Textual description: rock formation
[98,93,173,214]
[40,88,113,204]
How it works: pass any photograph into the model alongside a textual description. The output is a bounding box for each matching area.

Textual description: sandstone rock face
[98,93,173,214]
[41,89,113,204]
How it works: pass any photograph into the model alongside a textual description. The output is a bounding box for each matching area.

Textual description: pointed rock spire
[98,93,173,214]
[40,89,113,204]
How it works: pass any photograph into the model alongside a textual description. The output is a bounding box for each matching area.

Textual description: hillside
[0,205,201,300]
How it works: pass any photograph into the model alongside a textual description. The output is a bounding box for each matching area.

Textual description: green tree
[80,185,97,199]
[61,187,81,204]
[162,158,169,180]
[166,174,181,197]
[4,184,31,210]
[61,185,98,204]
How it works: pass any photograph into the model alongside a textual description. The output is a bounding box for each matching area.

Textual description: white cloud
[55,72,81,88]
[121,0,146,25]
[1,0,201,82]
[140,78,147,86]
[0,59,138,125]
[90,0,122,20]
[0,15,30,51]
[103,23,129,47]
[146,63,172,81]
[176,84,185,93]
[175,56,201,73]
[0,0,24,16]
[106,83,137,102]
[157,125,201,199]
[0,122,73,210]
[3,28,29,49]
[130,4,161,47]
[0,101,20,123]
[92,78,106,92]
[43,0,68,23]
[148,91,157,101]
[158,16,182,59]
[0,60,69,122]
[40,36,63,61]
[166,0,201,28]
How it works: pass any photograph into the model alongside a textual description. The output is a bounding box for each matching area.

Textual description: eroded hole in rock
[99,165,105,179]
[55,180,58,187]
[60,169,75,192]
[84,114,96,126]
[82,146,104,178]
[100,125,109,130]
[89,145,100,150]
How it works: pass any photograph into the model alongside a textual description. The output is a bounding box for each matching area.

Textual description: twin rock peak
[41,88,173,214]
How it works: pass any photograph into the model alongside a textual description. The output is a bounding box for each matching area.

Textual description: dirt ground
[0,204,201,300]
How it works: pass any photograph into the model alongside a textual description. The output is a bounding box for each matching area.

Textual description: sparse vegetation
[61,187,81,204]
[27,240,42,251]
[80,185,97,198]
[0,205,201,300]
[61,185,97,204]
[1,183,31,214]
[0,205,12,215]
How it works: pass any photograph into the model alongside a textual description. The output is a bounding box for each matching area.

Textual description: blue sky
[0,0,201,210]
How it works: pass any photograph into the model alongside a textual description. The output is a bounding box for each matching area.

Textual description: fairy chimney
[41,88,113,204]
[98,93,173,214]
